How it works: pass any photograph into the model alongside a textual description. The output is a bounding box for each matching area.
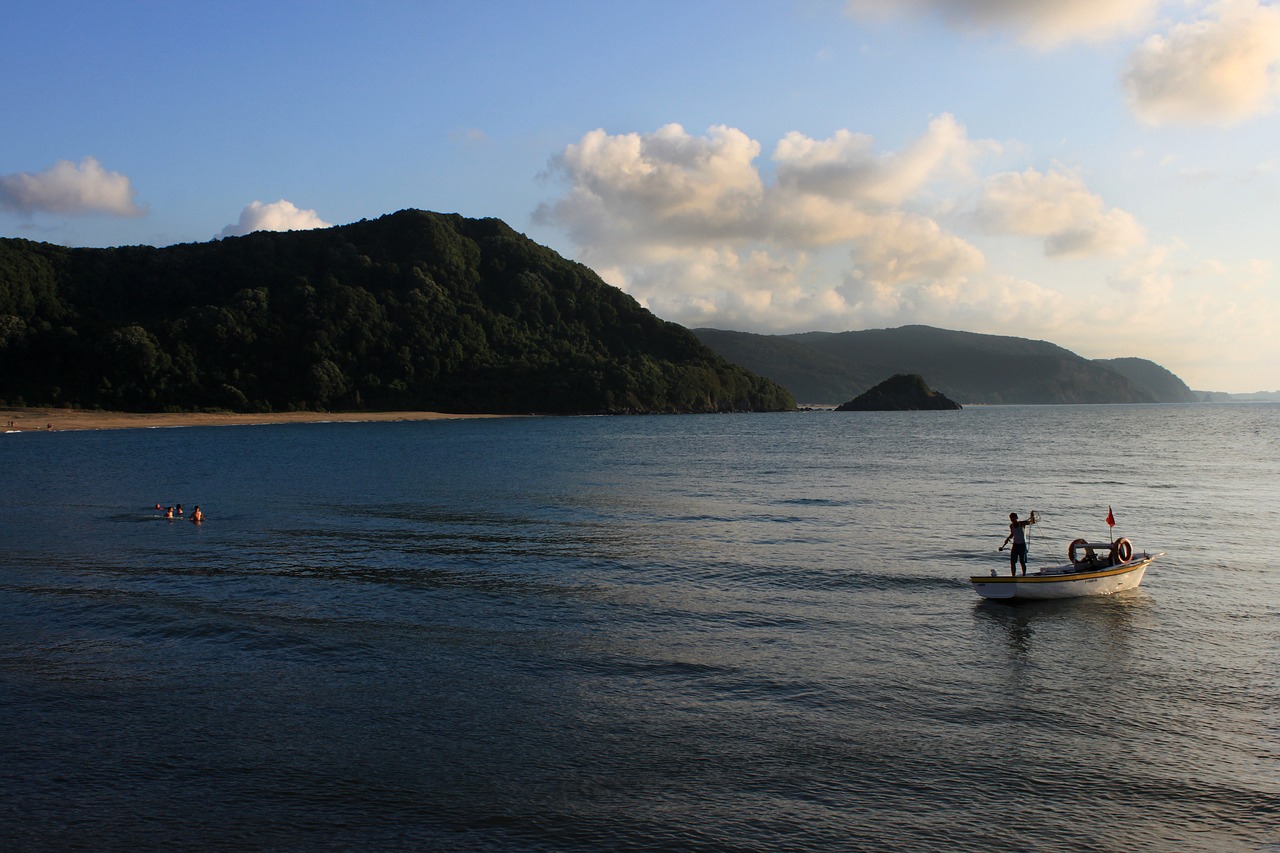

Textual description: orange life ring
[1068,538,1092,565]
[1113,538,1132,564]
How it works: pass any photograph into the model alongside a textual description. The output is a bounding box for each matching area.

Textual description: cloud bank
[537,119,1144,334]
[218,200,332,239]
[0,157,143,216]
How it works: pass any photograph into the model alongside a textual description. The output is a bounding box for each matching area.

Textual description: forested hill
[0,210,794,414]
[1092,357,1197,403]
[694,325,1187,405]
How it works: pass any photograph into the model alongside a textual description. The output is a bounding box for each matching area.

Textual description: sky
[3,1,1279,393]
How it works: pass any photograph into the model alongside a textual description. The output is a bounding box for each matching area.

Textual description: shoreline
[1,407,513,433]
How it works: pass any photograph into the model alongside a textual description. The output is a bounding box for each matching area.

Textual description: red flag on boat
[1106,506,1116,527]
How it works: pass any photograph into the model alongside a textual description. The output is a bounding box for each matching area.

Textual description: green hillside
[0,210,795,415]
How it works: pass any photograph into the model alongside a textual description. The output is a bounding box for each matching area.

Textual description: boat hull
[970,555,1156,600]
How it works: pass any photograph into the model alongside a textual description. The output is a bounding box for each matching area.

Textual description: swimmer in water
[190,506,204,523]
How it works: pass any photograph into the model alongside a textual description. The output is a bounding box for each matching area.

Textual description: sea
[1,404,1276,852]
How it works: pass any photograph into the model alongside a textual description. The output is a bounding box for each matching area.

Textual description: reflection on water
[973,590,1154,658]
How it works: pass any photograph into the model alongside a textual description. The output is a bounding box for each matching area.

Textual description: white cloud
[772,114,987,208]
[972,167,1146,257]
[218,199,332,239]
[538,120,1008,333]
[1124,0,1280,125]
[846,210,987,284]
[845,0,1160,46]
[0,157,143,216]
[540,123,765,254]
[538,118,990,265]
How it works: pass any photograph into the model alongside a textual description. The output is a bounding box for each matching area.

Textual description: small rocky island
[835,374,962,411]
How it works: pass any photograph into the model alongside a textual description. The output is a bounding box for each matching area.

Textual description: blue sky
[3,0,1279,392]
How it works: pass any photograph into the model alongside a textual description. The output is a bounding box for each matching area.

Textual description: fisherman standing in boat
[1001,512,1036,576]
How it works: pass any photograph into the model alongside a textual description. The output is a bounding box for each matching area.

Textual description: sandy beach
[1,407,511,433]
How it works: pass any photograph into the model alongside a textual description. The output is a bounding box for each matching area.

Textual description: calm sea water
[1,405,1277,852]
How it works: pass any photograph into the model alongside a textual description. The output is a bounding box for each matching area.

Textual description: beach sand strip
[1,407,511,433]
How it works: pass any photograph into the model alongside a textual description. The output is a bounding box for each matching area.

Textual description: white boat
[970,537,1162,600]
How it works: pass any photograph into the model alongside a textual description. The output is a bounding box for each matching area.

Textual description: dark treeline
[0,210,795,414]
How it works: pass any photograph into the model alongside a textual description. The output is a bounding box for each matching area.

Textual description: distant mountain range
[694,326,1203,405]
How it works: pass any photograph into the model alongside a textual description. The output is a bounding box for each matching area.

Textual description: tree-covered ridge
[0,210,795,414]
[1092,357,1197,403]
[695,325,1187,405]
